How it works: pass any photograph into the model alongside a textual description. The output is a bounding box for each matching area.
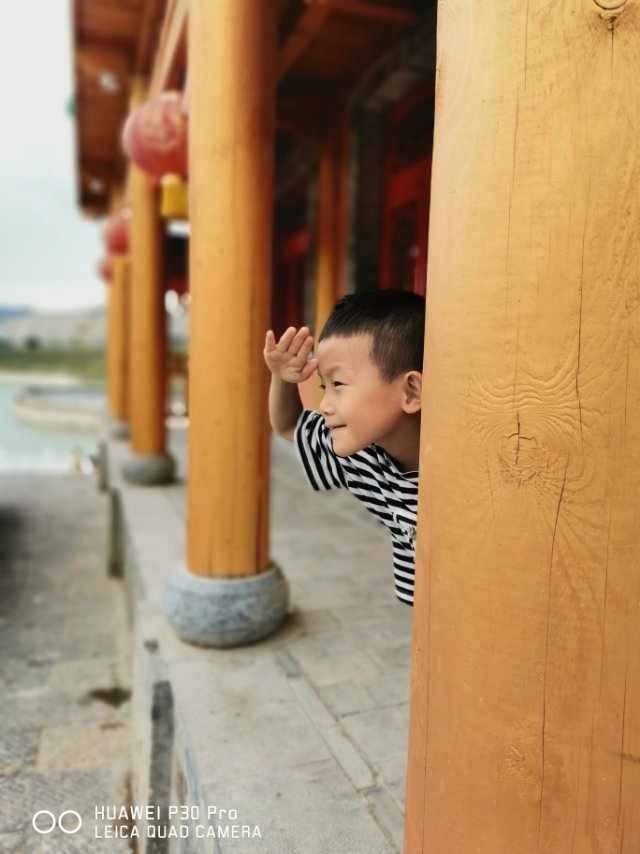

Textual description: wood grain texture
[147,0,187,97]
[108,256,130,422]
[299,117,351,413]
[129,78,167,456]
[315,118,350,334]
[185,0,276,577]
[405,1,640,851]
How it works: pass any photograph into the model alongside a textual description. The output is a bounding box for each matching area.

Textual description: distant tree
[23,335,41,352]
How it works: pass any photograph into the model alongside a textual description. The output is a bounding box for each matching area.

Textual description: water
[0,379,100,473]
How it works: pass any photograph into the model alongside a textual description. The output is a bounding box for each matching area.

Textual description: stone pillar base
[122,452,175,486]
[165,563,289,648]
[107,418,130,440]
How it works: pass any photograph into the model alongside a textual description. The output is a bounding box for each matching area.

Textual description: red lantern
[121,91,188,178]
[102,210,130,254]
[97,256,114,282]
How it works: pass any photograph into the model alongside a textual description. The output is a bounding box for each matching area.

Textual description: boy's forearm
[268,374,303,434]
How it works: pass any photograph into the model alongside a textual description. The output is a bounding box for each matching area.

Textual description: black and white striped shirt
[294,409,418,606]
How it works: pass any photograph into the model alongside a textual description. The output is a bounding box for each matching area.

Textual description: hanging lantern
[97,255,114,282]
[121,91,188,178]
[160,174,188,219]
[102,210,131,254]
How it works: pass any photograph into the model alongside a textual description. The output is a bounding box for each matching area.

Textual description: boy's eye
[318,383,325,390]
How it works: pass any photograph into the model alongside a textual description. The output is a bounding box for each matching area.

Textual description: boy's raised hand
[263,326,318,384]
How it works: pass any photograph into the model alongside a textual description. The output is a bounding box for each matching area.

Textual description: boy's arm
[268,374,302,441]
[263,326,318,441]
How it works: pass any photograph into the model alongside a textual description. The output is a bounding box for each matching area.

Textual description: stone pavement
[0,475,133,853]
[109,427,413,853]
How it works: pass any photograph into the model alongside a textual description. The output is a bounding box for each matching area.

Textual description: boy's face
[315,332,420,457]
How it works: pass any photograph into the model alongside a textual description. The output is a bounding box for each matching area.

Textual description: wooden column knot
[593,0,629,28]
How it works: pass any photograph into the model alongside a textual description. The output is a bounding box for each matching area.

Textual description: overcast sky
[0,1,104,312]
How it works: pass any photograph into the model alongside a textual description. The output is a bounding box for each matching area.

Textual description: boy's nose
[319,394,334,417]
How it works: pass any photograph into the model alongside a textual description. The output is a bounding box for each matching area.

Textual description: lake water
[0,378,100,473]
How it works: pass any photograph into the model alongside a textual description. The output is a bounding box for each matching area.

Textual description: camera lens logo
[32,810,83,835]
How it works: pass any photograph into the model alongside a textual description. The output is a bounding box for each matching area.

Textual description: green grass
[0,348,106,384]
[0,347,188,396]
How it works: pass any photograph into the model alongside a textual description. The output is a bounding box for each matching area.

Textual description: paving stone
[286,607,341,634]
[46,658,122,695]
[0,686,129,730]
[286,673,336,728]
[340,704,410,767]
[375,754,407,809]
[0,831,24,852]
[319,724,375,791]
[202,759,392,854]
[37,720,132,774]
[316,681,381,718]
[25,839,132,854]
[363,784,404,852]
[0,475,133,853]
[363,672,412,709]
[0,656,55,692]
[0,775,30,833]
[286,676,375,790]
[0,729,40,776]
[187,699,332,782]
[286,633,384,687]
[27,765,129,820]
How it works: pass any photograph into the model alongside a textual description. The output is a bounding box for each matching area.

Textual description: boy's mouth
[329,425,345,432]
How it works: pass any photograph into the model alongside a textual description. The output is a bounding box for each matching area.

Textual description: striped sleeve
[294,409,347,491]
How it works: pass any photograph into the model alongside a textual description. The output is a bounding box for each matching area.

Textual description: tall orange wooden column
[106,255,130,439]
[300,119,350,411]
[122,77,175,485]
[315,119,349,331]
[405,2,640,852]
[166,0,287,646]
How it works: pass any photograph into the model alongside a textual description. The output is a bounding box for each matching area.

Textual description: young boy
[263,289,424,606]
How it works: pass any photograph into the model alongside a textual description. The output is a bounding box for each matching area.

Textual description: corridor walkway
[0,474,133,853]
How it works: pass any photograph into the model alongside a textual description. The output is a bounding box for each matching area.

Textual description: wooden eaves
[72,0,421,215]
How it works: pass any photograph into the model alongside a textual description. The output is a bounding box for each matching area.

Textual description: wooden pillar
[107,256,130,424]
[300,118,350,410]
[107,269,118,418]
[128,76,168,459]
[186,0,276,576]
[315,118,349,331]
[405,2,640,852]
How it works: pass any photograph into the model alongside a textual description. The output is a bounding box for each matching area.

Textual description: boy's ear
[401,370,422,414]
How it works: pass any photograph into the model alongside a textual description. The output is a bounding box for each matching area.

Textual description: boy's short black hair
[318,289,425,382]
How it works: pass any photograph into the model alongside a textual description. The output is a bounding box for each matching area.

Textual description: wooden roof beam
[134,0,166,76]
[278,0,416,82]
[148,0,187,97]
[326,0,417,25]
[278,3,332,80]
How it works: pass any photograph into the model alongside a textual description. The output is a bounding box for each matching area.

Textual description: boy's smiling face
[315,332,421,458]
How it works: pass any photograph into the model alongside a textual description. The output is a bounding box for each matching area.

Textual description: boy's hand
[263,326,318,384]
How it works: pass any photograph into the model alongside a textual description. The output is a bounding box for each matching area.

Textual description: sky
[0,1,104,312]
